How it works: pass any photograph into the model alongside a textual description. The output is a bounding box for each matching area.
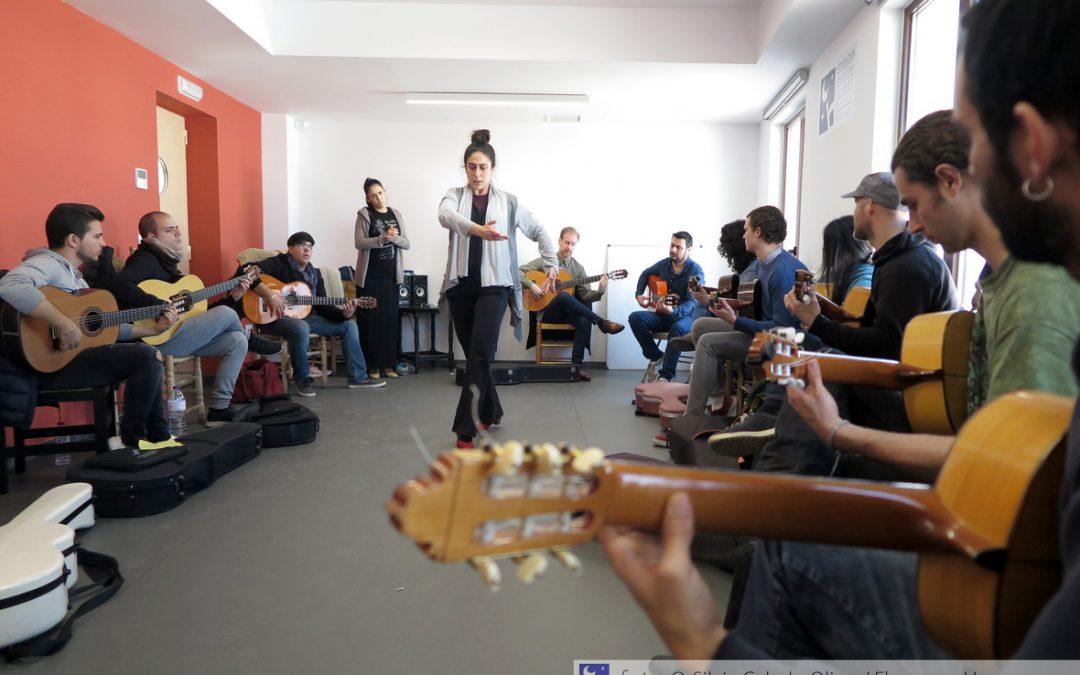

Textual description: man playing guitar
[111,211,252,426]
[0,203,178,448]
[519,227,624,380]
[628,231,704,383]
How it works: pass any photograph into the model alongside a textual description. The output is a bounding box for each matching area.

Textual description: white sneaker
[644,357,664,383]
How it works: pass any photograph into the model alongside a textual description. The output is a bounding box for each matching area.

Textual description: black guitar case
[65,423,262,518]
[234,395,319,447]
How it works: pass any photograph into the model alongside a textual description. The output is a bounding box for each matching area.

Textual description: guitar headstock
[747,328,810,387]
[242,264,261,283]
[793,270,814,304]
[356,296,378,309]
[608,269,629,281]
[687,275,703,293]
[386,442,615,590]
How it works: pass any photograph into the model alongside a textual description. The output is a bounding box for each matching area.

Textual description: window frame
[780,106,806,257]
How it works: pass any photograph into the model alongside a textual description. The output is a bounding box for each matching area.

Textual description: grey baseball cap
[841,172,901,210]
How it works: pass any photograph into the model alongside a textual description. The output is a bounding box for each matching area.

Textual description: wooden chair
[164,354,206,423]
[535,321,576,365]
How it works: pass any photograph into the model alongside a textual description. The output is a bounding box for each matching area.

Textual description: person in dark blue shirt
[628,231,703,382]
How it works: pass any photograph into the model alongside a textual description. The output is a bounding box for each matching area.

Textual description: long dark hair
[819,215,872,303]
[718,219,754,273]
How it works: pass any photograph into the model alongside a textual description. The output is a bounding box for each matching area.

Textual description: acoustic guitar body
[900,310,974,435]
[523,270,574,313]
[0,287,120,373]
[918,391,1068,658]
[243,276,313,324]
[135,276,208,346]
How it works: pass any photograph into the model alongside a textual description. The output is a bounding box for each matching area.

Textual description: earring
[1021,176,1054,202]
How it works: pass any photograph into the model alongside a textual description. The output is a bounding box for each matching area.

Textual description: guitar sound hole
[81,310,104,336]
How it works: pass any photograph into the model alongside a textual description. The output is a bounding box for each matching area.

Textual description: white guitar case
[0,483,97,651]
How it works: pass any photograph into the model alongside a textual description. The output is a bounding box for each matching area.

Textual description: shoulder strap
[2,548,123,662]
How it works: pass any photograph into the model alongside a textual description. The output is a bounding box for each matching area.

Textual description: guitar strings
[408,426,434,467]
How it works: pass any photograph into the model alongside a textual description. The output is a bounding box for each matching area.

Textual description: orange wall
[0,0,263,281]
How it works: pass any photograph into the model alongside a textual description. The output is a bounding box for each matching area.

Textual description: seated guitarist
[111,211,249,426]
[628,231,704,383]
[0,203,178,448]
[224,232,384,397]
[519,227,624,381]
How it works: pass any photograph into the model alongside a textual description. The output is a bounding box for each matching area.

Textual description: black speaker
[398,271,413,307]
[411,275,428,307]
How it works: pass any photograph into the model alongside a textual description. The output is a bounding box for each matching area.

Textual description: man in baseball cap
[840,171,901,210]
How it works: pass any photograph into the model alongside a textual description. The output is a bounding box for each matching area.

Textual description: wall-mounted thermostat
[135,167,149,190]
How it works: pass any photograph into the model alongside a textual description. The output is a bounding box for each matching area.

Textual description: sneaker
[667,334,695,352]
[382,369,399,379]
[597,319,625,335]
[652,432,669,448]
[577,370,592,382]
[348,379,387,389]
[656,377,671,383]
[394,361,410,375]
[368,371,382,380]
[206,406,238,428]
[248,333,283,356]
[707,412,777,458]
[644,357,664,383]
[295,378,317,398]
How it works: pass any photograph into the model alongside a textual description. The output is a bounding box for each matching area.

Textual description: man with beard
[111,211,249,425]
[598,0,1080,659]
[0,203,178,448]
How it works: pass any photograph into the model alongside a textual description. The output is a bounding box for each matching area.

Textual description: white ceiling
[64,0,862,124]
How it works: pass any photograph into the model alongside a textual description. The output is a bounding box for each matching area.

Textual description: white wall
[796,3,904,273]
[279,121,759,364]
[261,113,301,247]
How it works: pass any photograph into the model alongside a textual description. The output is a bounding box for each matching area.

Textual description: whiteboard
[604,243,726,370]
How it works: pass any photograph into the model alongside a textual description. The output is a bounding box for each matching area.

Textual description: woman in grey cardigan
[355,177,410,379]
[439,129,557,447]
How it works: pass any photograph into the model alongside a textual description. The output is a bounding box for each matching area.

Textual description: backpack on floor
[235,395,319,448]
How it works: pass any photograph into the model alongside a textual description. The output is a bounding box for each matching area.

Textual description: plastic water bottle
[167,386,188,438]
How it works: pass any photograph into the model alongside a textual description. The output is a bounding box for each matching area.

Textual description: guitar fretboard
[189,275,248,304]
[287,296,350,306]
[73,304,164,330]
[555,273,608,291]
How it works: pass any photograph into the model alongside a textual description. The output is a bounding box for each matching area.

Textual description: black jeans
[447,284,510,439]
[357,275,399,371]
[39,342,168,446]
[541,293,600,364]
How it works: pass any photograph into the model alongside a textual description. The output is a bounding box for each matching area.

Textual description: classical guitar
[748,309,974,434]
[793,269,871,325]
[522,269,628,312]
[135,265,260,346]
[687,274,756,312]
[242,275,377,324]
[387,390,1070,659]
[0,287,175,373]
[644,275,678,310]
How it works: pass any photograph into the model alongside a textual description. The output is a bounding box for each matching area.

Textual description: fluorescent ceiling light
[405,92,588,107]
[762,69,808,121]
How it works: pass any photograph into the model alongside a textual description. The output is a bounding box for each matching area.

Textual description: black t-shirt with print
[367,208,398,278]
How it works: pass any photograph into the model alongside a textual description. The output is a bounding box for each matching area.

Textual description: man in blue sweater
[628,231,703,383]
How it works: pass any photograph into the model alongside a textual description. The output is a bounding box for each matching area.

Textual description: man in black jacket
[234,232,384,397]
[111,211,248,425]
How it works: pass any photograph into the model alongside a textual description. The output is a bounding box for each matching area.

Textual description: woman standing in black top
[355,178,411,379]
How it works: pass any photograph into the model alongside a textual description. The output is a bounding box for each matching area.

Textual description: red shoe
[456,437,476,449]
[652,432,669,448]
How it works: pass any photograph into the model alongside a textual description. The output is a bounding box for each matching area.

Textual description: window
[899,0,980,308]
[780,108,805,254]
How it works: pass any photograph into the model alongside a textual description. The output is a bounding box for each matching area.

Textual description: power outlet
[135,167,149,190]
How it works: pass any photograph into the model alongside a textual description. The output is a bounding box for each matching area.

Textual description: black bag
[65,423,262,518]
[235,395,319,447]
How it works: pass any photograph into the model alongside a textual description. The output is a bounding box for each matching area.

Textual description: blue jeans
[734,541,950,659]
[306,313,368,384]
[156,305,247,410]
[627,310,693,380]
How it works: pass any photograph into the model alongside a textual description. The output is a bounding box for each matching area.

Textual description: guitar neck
[556,273,606,291]
[808,352,939,389]
[296,296,349,306]
[77,304,163,329]
[190,276,244,304]
[605,463,992,557]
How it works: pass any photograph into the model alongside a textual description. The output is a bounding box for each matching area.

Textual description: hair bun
[471,129,491,144]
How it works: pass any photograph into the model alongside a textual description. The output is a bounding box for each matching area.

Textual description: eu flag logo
[578,665,609,675]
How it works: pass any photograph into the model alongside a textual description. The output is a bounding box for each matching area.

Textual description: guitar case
[65,423,262,518]
[0,483,122,658]
[234,395,319,447]
[633,381,689,417]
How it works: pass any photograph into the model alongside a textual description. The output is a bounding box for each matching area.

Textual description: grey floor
[1,368,730,674]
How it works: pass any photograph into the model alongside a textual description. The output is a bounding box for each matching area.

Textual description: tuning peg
[570,447,606,474]
[794,331,805,345]
[470,557,502,591]
[491,441,525,476]
[512,553,549,583]
[550,548,583,574]
[532,443,563,474]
